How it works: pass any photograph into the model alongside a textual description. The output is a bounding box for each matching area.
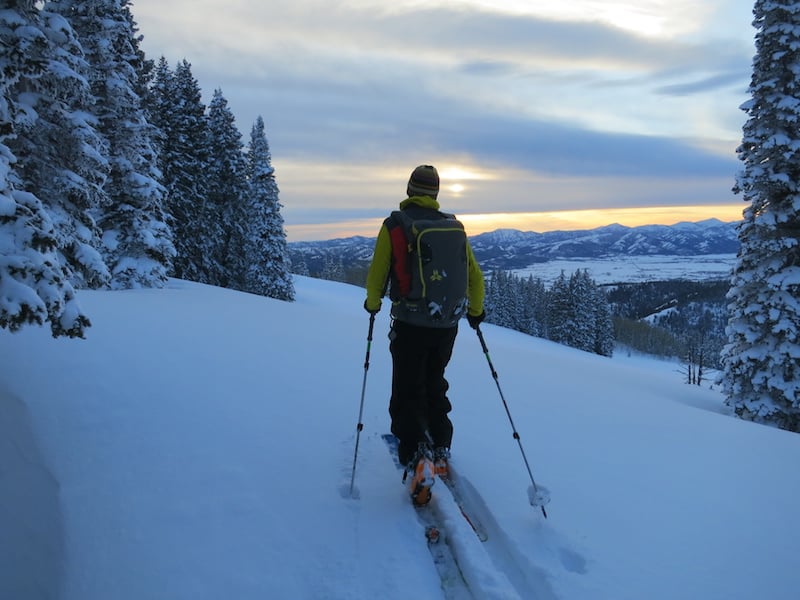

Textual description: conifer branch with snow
[721,0,800,431]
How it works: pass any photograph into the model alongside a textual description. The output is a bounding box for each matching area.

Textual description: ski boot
[406,444,435,507]
[433,446,450,479]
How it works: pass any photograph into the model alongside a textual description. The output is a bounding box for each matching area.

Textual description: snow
[0,195,14,217]
[2,275,800,600]
[514,254,736,285]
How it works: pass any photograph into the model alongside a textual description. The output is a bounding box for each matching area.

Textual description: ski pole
[475,325,549,518]
[348,312,376,498]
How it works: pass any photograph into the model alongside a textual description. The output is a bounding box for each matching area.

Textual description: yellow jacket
[365,196,485,318]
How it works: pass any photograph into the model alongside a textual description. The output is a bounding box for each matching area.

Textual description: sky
[2,275,799,599]
[132,0,758,240]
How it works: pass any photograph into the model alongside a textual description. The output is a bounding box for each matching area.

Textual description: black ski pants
[388,319,458,466]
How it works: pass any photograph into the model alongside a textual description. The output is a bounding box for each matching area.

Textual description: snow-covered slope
[1,276,798,600]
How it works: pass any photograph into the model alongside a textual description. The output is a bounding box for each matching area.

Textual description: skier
[364,164,485,506]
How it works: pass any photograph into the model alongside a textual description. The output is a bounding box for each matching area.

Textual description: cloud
[655,71,748,96]
[131,0,754,239]
[413,106,740,177]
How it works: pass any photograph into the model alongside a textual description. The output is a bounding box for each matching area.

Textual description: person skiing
[364,164,485,506]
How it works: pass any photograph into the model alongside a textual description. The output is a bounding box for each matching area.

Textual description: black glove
[364,299,380,315]
[467,310,485,329]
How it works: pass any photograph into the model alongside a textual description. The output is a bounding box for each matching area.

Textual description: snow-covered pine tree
[573,269,613,355]
[721,0,800,431]
[592,281,615,357]
[244,117,294,300]
[484,270,500,327]
[0,2,90,337]
[483,270,501,327]
[482,267,610,354]
[144,57,173,165]
[522,274,547,337]
[206,89,248,289]
[546,271,575,348]
[10,2,110,289]
[567,270,596,352]
[321,255,345,282]
[292,258,309,277]
[485,269,515,330]
[506,273,525,332]
[154,59,212,283]
[55,0,174,289]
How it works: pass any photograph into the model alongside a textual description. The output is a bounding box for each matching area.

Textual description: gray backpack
[389,209,469,328]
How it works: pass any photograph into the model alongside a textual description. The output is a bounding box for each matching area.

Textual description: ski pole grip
[364,313,376,369]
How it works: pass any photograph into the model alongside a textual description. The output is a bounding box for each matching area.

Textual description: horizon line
[285,203,744,242]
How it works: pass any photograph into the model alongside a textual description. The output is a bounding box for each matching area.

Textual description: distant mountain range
[288,218,739,273]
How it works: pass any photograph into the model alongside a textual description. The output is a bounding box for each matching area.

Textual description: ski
[382,434,488,542]
[438,466,489,542]
[417,499,473,598]
[382,434,475,599]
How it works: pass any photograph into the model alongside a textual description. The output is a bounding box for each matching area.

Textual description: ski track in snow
[414,498,475,600]
[376,433,557,600]
[433,464,560,600]
[370,434,475,599]
[449,466,560,600]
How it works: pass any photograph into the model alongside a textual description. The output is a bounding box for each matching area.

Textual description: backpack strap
[385,211,414,299]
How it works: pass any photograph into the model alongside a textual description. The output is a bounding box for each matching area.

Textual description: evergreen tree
[145,57,174,164]
[568,270,597,352]
[206,89,247,289]
[244,116,294,300]
[450,261,615,354]
[506,274,525,332]
[56,0,174,289]
[546,271,574,347]
[485,269,516,330]
[321,254,345,283]
[155,59,211,283]
[0,2,90,337]
[292,258,309,277]
[592,283,615,357]
[721,0,800,431]
[9,1,110,289]
[521,275,547,337]
[562,269,614,356]
[483,270,500,325]
[484,267,612,355]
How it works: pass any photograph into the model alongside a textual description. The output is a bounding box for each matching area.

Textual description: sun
[438,165,489,197]
[438,166,484,181]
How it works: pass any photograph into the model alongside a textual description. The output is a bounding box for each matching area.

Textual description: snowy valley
[288,219,740,279]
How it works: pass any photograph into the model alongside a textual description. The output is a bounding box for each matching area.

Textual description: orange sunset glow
[456,204,745,235]
[286,204,744,241]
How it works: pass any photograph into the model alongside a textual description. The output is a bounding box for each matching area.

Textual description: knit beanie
[407,165,440,199]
